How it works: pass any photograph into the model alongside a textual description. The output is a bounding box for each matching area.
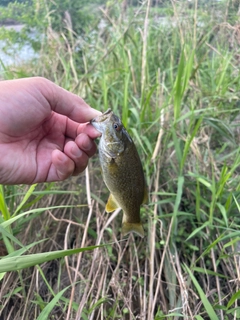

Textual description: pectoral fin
[106,194,119,213]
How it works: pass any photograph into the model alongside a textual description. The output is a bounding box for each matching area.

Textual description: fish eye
[113,123,121,131]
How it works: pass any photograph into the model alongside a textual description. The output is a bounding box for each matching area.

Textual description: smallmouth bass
[91,109,148,238]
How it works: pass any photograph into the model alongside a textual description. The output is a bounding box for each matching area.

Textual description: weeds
[0,0,240,319]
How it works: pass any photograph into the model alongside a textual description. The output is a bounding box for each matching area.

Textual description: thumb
[37,77,102,123]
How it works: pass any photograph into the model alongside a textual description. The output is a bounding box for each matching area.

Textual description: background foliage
[0,0,240,319]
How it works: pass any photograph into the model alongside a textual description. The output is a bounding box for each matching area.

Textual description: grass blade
[36,284,72,320]
[227,289,240,309]
[0,185,10,221]
[13,183,38,216]
[184,264,219,320]
[0,244,103,272]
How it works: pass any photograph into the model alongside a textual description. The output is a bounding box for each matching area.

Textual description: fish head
[91,109,132,158]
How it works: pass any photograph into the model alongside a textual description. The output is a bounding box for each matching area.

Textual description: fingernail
[73,147,82,158]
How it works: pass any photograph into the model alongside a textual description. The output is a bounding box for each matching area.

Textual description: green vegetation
[0,0,240,319]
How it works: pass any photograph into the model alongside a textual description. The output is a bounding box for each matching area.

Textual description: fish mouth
[91,108,113,124]
[103,108,112,115]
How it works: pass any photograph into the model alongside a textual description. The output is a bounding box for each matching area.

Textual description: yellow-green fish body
[91,109,148,237]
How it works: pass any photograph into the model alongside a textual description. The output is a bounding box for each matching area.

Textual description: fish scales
[91,109,148,237]
[102,141,144,223]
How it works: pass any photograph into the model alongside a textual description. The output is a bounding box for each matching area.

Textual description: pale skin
[0,77,102,185]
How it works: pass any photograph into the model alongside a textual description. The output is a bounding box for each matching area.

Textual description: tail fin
[122,222,144,238]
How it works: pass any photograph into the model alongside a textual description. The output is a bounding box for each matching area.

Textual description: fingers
[34,77,102,123]
[52,133,97,180]
[75,133,97,158]
[65,119,101,140]
[64,133,97,176]
[51,149,74,180]
[76,123,102,139]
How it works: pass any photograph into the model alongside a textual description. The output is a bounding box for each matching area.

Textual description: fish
[91,109,148,238]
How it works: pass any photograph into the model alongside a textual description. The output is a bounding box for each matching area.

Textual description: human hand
[0,77,101,185]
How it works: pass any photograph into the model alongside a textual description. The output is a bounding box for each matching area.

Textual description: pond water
[0,24,37,74]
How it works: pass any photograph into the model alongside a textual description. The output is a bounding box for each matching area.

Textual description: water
[0,24,37,73]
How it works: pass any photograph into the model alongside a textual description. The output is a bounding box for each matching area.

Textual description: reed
[0,0,240,319]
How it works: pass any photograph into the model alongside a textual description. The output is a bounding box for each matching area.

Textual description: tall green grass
[0,0,240,319]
